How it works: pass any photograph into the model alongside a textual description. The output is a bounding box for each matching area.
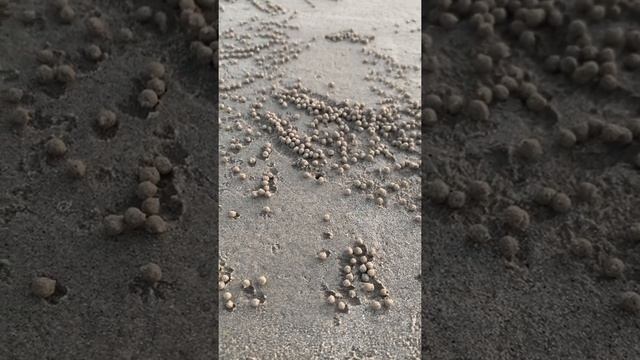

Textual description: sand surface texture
[219,0,422,358]
[424,1,640,359]
[1,1,218,359]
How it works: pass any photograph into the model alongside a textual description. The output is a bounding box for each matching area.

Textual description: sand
[9,0,636,359]
[218,0,421,358]
[0,1,218,359]
[424,1,640,358]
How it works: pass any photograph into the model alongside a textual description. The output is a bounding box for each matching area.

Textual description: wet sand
[218,0,421,358]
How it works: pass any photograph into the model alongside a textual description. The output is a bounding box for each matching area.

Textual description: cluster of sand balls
[429,0,640,96]
[133,5,170,34]
[260,143,273,159]
[425,178,493,209]
[324,238,393,313]
[424,1,640,319]
[497,205,532,259]
[533,186,572,214]
[190,39,217,66]
[463,195,566,260]
[139,0,219,68]
[2,0,223,311]
[425,3,574,123]
[78,15,111,62]
[262,110,326,165]
[251,170,277,198]
[138,62,167,110]
[218,263,233,291]
[566,234,626,281]
[218,4,422,218]
[559,117,640,151]
[219,266,268,311]
[42,135,89,179]
[540,16,640,90]
[426,179,463,209]
[228,137,245,152]
[231,164,249,181]
[103,156,173,236]
[266,84,421,166]
[248,0,286,15]
[35,49,76,86]
[325,29,375,44]
[218,20,303,71]
[260,84,421,211]
[464,209,525,261]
